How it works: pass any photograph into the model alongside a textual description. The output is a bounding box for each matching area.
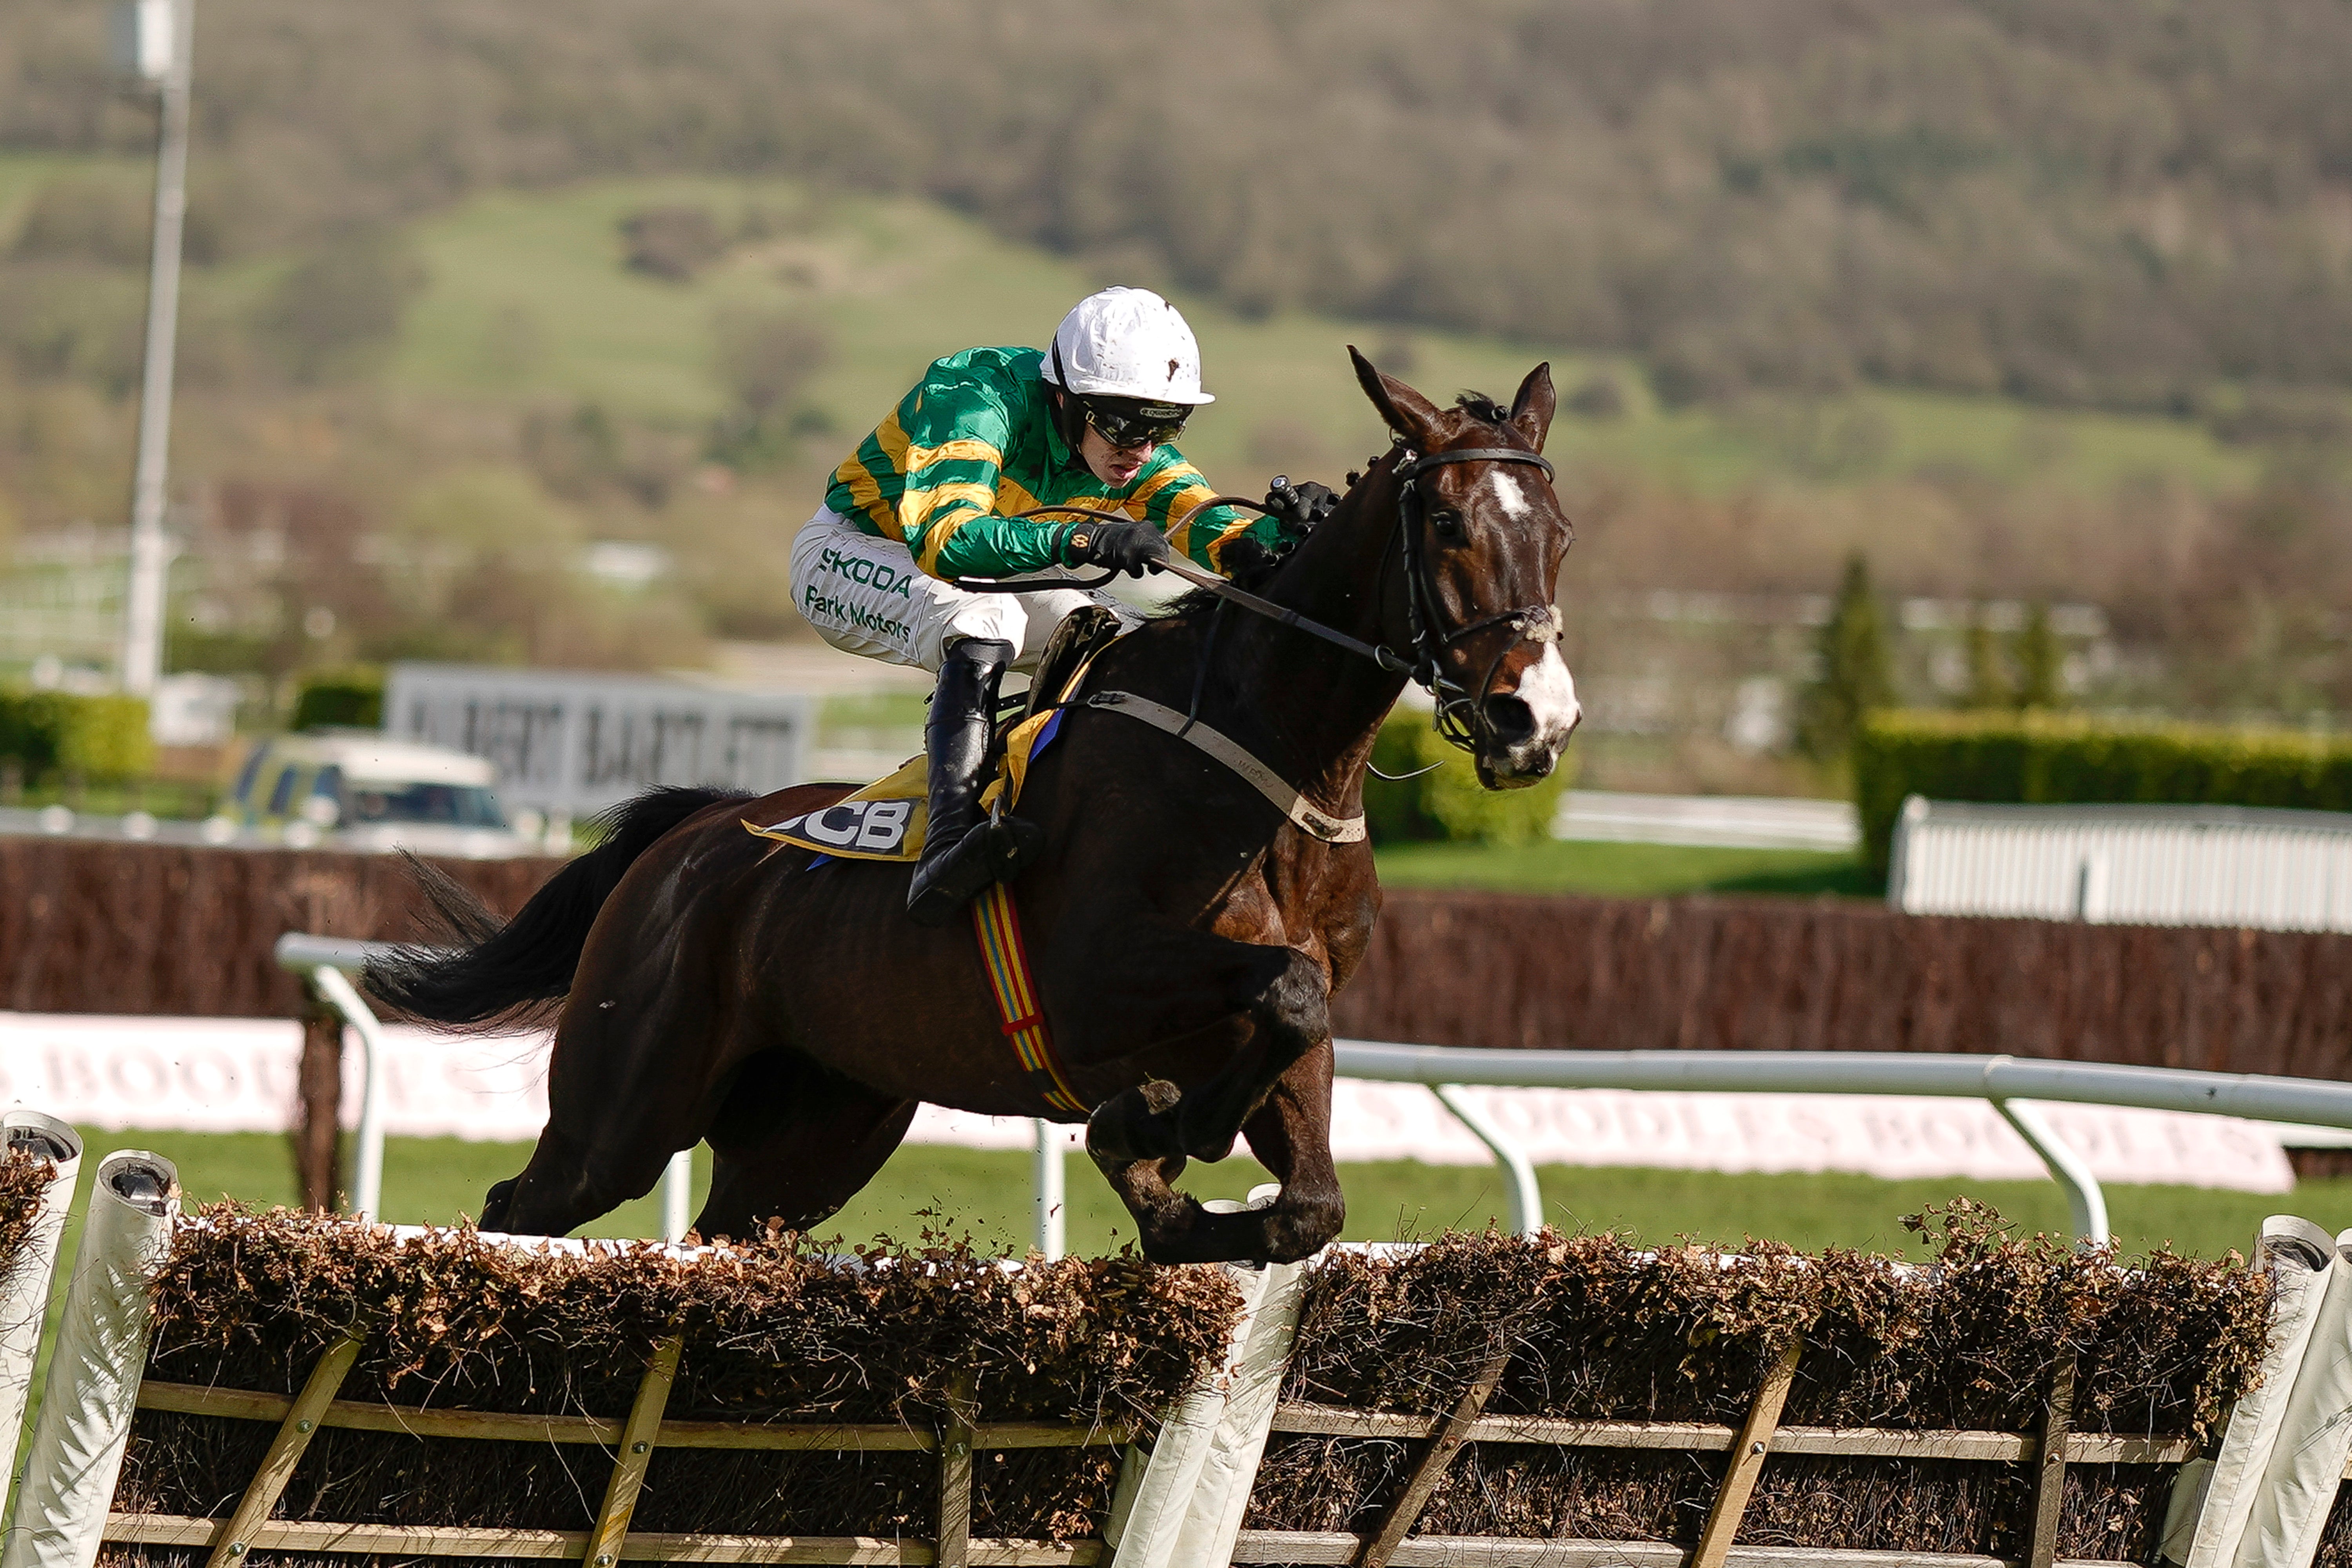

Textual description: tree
[708,310,834,471]
[1963,608,2010,710]
[256,234,426,383]
[2013,602,2063,710]
[1797,552,1894,762]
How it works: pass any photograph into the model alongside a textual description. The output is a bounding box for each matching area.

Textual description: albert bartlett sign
[383,663,811,820]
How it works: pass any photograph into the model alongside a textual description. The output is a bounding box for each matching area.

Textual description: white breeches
[788,507,1136,675]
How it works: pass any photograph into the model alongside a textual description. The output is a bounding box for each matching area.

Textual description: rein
[955,443,1559,754]
[958,499,1410,673]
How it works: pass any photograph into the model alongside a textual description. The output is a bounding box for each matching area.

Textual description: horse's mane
[1152,394,1511,624]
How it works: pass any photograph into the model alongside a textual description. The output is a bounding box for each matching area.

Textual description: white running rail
[1333,1040,2352,1243]
[279,934,2352,1250]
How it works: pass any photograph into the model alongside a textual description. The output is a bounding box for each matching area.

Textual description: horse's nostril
[1482,694,1537,745]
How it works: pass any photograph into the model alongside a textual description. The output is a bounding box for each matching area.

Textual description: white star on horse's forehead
[1488,469,1533,522]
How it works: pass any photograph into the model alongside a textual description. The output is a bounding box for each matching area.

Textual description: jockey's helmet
[1044,287,1216,406]
[1043,287,1214,464]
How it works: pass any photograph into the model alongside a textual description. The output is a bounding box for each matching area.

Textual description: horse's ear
[1349,345,1444,449]
[1510,362,1556,453]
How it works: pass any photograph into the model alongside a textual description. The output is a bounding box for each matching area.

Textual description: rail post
[1431,1084,1543,1238]
[1994,1099,2110,1245]
[661,1151,693,1243]
[1033,1118,1066,1261]
[305,965,385,1223]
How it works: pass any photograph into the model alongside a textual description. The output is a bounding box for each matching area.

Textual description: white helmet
[1042,287,1215,407]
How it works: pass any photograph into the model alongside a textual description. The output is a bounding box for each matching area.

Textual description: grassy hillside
[381,172,2265,500]
[11,2,2352,416]
[4,151,2334,729]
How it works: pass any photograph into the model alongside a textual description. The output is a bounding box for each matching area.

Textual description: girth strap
[1083,690,1368,845]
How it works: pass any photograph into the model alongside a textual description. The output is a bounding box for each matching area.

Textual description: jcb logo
[769,797,914,854]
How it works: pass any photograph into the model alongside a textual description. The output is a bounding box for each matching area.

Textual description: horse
[368,349,1579,1265]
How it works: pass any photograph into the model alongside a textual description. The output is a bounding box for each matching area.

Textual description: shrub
[1853,709,2352,872]
[620,205,726,281]
[292,667,384,730]
[0,690,153,782]
[1364,712,1572,846]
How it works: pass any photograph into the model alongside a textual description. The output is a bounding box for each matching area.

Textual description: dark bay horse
[369,350,1579,1265]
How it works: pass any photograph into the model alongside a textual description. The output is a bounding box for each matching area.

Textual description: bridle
[1386,442,1561,751]
[957,439,1562,755]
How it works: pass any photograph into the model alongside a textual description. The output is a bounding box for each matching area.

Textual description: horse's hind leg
[485,971,731,1237]
[694,1051,917,1241]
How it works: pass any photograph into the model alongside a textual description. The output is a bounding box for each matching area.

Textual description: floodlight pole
[121,0,193,698]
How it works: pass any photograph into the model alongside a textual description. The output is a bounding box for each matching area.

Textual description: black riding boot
[907,638,1044,927]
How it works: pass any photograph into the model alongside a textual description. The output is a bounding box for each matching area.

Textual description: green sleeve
[1126,449,1283,575]
[926,514,1073,579]
[882,375,1072,580]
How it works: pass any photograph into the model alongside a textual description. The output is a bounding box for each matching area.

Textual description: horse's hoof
[481,1178,517,1231]
[1087,1087,1184,1163]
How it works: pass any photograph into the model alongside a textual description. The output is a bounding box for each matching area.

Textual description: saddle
[743,607,1124,863]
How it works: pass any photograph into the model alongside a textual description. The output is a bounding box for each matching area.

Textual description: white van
[224,731,536,858]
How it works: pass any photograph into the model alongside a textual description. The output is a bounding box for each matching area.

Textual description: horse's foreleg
[1085,945,1327,1166]
[1238,1043,1346,1261]
[1096,1045,1343,1265]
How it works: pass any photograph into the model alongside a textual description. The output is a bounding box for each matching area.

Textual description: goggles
[1079,396,1190,451]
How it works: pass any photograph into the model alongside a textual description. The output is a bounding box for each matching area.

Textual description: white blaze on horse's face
[1459,466,1581,787]
[1503,642,1581,776]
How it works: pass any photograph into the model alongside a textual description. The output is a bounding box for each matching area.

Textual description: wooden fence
[0,839,559,1018]
[117,1331,1131,1568]
[1332,887,2352,1077]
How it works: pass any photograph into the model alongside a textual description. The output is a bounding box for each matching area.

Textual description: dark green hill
[6,0,2352,413]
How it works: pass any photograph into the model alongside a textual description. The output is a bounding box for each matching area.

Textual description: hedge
[1364,711,1572,846]
[1853,709,2352,871]
[291,666,384,730]
[0,690,153,782]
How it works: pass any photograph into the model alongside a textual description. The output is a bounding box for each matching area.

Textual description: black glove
[1062,518,1169,577]
[1263,475,1340,534]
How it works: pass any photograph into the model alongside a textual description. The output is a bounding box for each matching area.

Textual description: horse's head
[1350,347,1581,788]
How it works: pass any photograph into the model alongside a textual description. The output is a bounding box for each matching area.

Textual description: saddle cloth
[740,706,1071,863]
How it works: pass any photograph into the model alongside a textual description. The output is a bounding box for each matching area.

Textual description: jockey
[790,286,1291,926]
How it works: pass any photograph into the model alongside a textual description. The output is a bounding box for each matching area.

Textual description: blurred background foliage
[0,0,2343,788]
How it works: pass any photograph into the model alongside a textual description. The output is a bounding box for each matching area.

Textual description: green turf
[57,1125,2331,1265]
[1373,838,1880,898]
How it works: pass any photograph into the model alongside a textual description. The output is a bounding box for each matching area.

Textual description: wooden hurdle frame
[103,1327,1142,1568]
[1227,1343,2196,1568]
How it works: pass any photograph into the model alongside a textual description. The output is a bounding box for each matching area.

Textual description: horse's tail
[365,785,746,1029]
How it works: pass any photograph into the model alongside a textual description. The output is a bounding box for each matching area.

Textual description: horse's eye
[1429,510,1463,539]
